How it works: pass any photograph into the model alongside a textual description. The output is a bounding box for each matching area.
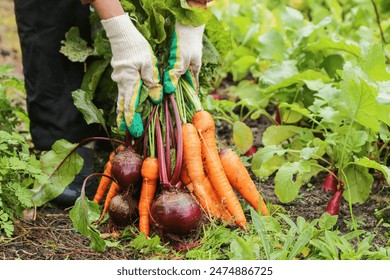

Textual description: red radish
[326,181,344,215]
[322,169,338,192]
[210,92,223,100]
[111,147,143,190]
[377,140,390,150]
[244,146,257,156]
[377,140,384,149]
[150,189,202,237]
[275,106,281,125]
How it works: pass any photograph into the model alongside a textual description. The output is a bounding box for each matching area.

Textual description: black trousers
[14,0,100,150]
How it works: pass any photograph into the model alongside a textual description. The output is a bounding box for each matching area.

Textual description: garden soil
[1,0,389,260]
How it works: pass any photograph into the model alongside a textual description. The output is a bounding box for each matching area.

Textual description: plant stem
[134,104,156,149]
[175,79,187,124]
[78,136,126,148]
[155,111,169,187]
[337,120,358,236]
[169,94,183,186]
[340,170,359,239]
[165,97,172,178]
[148,106,157,158]
[287,149,333,166]
[213,115,234,125]
[182,79,203,112]
[81,172,115,199]
[371,0,387,44]
[311,163,335,175]
[262,109,280,126]
[241,108,255,123]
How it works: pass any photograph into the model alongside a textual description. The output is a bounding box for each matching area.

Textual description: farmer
[14,0,210,207]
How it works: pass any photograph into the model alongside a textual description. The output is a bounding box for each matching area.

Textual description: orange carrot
[180,164,192,186]
[181,123,224,218]
[219,148,268,216]
[93,145,125,204]
[192,110,247,229]
[182,123,206,185]
[93,152,115,204]
[100,181,121,221]
[181,164,231,222]
[138,157,159,237]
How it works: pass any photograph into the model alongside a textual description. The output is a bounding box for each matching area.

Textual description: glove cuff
[175,22,205,44]
[101,13,148,60]
[101,13,138,39]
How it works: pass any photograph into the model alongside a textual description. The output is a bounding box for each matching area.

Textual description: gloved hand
[101,13,163,137]
[163,22,205,94]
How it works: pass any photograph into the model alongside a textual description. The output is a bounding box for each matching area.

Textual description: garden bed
[1,0,390,260]
[1,120,389,260]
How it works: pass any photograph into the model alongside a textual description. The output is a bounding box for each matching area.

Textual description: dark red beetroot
[111,147,142,190]
[149,95,202,240]
[150,189,202,237]
[108,193,138,227]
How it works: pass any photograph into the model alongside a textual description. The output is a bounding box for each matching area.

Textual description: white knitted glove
[101,13,162,137]
[163,22,205,93]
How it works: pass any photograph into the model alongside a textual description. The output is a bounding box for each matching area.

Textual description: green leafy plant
[187,209,314,260]
[208,0,390,211]
[69,194,105,252]
[251,48,390,205]
[0,65,26,133]
[186,208,390,260]
[29,139,87,207]
[0,66,47,237]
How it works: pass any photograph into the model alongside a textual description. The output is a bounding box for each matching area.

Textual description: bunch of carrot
[177,79,268,230]
[92,78,268,237]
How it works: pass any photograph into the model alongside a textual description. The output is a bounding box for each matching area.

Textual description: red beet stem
[164,98,172,178]
[135,105,157,150]
[156,112,169,187]
[81,172,115,199]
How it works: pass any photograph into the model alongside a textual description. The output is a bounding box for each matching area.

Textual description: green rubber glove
[163,21,205,94]
[101,13,163,137]
[118,80,143,138]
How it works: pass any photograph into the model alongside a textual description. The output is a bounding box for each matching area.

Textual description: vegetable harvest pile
[35,1,268,251]
[82,78,268,249]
